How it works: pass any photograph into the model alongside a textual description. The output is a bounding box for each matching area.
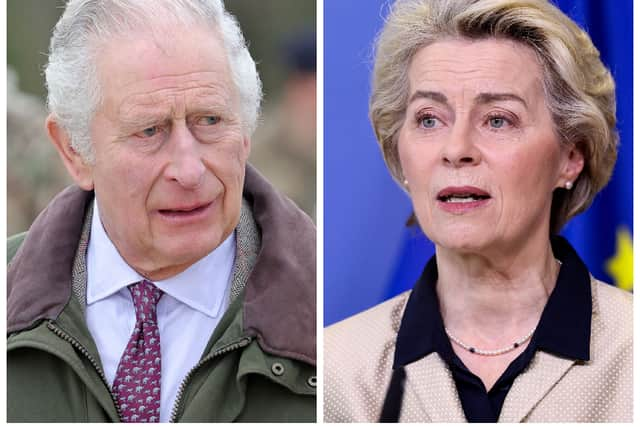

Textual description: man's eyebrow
[474,92,528,108]
[118,105,167,125]
[408,90,449,105]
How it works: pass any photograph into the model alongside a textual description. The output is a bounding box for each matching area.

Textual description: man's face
[81,26,249,280]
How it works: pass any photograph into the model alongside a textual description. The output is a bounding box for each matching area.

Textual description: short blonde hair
[370,0,618,233]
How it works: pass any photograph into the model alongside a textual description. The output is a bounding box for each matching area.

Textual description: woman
[324,0,632,422]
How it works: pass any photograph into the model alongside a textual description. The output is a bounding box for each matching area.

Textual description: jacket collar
[7,164,316,365]
[389,237,598,423]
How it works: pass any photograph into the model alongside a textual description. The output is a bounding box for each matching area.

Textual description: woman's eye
[420,116,438,128]
[197,116,220,126]
[489,117,506,128]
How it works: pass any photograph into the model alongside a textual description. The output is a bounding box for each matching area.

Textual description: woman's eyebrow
[474,92,528,108]
[408,90,449,105]
[407,90,454,115]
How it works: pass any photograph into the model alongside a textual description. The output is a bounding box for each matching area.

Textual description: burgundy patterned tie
[112,280,163,423]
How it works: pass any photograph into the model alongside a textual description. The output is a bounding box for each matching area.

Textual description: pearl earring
[565,181,573,190]
[403,179,409,186]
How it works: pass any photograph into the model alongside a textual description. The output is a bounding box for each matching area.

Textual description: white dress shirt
[86,201,235,422]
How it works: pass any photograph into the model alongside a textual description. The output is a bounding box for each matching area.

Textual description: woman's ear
[557,144,585,189]
[46,114,95,190]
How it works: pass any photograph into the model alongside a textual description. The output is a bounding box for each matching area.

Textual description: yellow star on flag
[604,227,633,291]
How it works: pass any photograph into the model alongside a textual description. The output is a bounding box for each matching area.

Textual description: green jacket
[7,165,317,422]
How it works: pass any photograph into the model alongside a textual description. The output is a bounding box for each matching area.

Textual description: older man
[7,0,315,423]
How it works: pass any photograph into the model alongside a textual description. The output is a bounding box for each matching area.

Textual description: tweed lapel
[403,353,466,422]
[70,200,92,312]
[498,351,576,422]
[228,198,261,303]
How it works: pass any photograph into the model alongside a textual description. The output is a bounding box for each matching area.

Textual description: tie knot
[128,280,163,324]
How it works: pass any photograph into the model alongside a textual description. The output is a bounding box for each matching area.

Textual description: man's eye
[136,126,160,138]
[197,116,220,126]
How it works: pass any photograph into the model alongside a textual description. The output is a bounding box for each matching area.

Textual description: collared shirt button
[307,375,317,388]
[271,362,285,376]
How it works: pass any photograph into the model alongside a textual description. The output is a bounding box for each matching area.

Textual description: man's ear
[46,114,95,190]
[242,135,251,159]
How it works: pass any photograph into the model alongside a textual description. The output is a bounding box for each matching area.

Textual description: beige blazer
[324,278,632,422]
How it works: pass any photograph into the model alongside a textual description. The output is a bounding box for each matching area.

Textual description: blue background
[324,0,633,326]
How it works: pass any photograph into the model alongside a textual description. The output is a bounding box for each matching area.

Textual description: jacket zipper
[46,321,123,421]
[169,336,253,422]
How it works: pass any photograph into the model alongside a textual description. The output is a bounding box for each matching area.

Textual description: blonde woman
[324,0,631,422]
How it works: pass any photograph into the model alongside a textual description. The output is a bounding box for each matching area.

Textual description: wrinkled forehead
[407,37,545,102]
[94,24,238,111]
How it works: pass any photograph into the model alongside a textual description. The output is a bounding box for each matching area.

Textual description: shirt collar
[393,235,592,368]
[86,199,236,319]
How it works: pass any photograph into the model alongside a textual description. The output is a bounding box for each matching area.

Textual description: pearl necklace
[444,326,536,356]
[443,259,559,356]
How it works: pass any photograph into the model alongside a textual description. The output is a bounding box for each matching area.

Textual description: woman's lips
[436,186,491,214]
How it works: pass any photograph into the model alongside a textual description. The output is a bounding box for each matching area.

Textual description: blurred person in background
[7,0,316,422]
[7,67,71,236]
[250,31,317,220]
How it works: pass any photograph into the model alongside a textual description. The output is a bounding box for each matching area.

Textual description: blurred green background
[8,0,316,235]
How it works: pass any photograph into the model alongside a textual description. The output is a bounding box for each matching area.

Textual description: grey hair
[370,0,618,233]
[45,0,262,163]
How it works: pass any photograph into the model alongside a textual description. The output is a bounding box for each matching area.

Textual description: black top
[385,236,592,422]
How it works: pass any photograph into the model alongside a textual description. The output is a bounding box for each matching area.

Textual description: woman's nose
[441,122,481,167]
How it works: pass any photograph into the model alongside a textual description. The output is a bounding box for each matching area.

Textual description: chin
[164,230,228,264]
[425,222,495,254]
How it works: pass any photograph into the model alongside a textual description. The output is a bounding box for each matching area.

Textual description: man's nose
[441,121,481,167]
[165,124,205,189]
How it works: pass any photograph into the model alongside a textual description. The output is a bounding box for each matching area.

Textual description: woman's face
[398,38,583,254]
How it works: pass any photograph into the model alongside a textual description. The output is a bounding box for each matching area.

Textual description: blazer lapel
[499,351,575,422]
[403,353,467,422]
